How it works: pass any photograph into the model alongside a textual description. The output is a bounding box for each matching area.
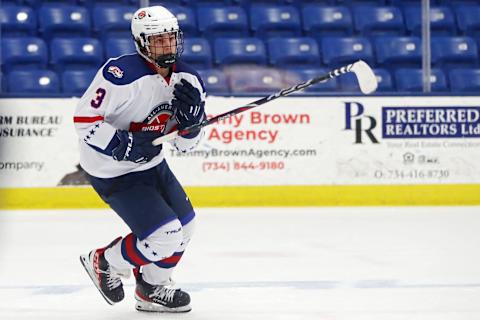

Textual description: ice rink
[0,206,479,320]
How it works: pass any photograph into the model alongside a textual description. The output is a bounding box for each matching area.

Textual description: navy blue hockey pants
[87,160,195,240]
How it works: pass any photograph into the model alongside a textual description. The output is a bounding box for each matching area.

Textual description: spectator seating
[228,67,284,94]
[394,68,448,92]
[321,36,374,67]
[431,36,478,68]
[340,68,394,92]
[92,5,136,39]
[197,6,248,39]
[448,69,480,92]
[7,70,60,93]
[302,5,353,37]
[455,5,480,37]
[250,5,301,38]
[104,37,136,59]
[182,38,212,69]
[1,37,48,73]
[2,1,480,95]
[198,69,230,94]
[61,68,97,95]
[38,5,90,40]
[168,5,197,36]
[282,68,338,92]
[375,36,422,68]
[50,38,104,72]
[404,6,456,36]
[353,6,405,35]
[0,5,37,36]
[214,37,267,65]
[267,37,320,67]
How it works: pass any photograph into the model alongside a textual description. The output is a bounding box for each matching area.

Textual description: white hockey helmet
[131,6,184,68]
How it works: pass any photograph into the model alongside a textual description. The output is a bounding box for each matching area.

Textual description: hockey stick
[152,60,377,146]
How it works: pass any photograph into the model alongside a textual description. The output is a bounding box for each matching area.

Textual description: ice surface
[0,206,479,320]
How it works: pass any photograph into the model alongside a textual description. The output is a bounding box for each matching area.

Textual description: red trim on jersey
[73,116,104,123]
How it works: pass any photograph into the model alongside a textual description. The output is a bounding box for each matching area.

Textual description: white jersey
[74,53,206,178]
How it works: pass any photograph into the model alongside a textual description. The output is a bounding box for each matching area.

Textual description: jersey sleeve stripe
[74,116,105,123]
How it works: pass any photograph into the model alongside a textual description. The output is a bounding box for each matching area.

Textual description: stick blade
[351,60,378,94]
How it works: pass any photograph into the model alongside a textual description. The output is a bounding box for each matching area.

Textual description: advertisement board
[0,96,479,189]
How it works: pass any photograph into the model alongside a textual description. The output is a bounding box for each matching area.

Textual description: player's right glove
[172,79,205,131]
[112,130,162,164]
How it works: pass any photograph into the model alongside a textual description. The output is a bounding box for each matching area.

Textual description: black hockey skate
[79,237,128,305]
[134,271,191,313]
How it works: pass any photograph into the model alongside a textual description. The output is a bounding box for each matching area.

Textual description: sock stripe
[121,233,151,267]
[154,251,184,269]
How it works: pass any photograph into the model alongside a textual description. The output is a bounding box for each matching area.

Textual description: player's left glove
[112,130,162,164]
[172,79,205,133]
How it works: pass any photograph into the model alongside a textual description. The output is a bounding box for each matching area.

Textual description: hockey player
[75,6,205,313]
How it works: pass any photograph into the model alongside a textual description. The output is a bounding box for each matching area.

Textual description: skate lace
[98,267,122,290]
[150,286,176,303]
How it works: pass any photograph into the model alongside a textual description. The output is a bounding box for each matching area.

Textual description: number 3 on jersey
[91,88,106,108]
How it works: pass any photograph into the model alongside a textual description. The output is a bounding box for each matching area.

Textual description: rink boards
[0,96,479,208]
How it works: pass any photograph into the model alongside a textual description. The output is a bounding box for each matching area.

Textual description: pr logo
[344,102,379,144]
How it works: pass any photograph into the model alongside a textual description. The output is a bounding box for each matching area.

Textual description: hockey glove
[172,79,205,131]
[112,130,162,164]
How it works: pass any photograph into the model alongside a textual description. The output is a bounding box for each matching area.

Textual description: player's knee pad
[178,217,195,252]
[137,219,183,262]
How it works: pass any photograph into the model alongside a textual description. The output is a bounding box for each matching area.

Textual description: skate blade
[79,254,115,306]
[135,300,192,313]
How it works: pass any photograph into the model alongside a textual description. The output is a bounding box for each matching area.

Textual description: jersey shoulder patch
[174,60,206,93]
[102,54,156,85]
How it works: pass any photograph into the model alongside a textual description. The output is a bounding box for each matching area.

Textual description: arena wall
[1,96,479,208]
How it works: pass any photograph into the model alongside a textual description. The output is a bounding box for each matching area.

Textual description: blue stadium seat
[168,6,197,36]
[0,5,37,36]
[250,5,301,39]
[337,0,387,5]
[455,5,480,37]
[228,67,284,94]
[93,5,136,39]
[197,6,248,39]
[449,69,480,92]
[25,0,78,9]
[182,38,212,69]
[371,68,394,92]
[282,68,338,93]
[149,0,186,6]
[38,5,91,40]
[339,68,393,92]
[50,38,104,72]
[7,70,60,94]
[190,0,225,4]
[302,5,352,37]
[375,36,422,68]
[353,6,405,36]
[214,37,267,66]
[105,37,136,59]
[321,37,374,67]
[431,37,478,68]
[267,37,320,67]
[197,69,229,95]
[1,37,48,73]
[82,0,133,7]
[404,6,456,36]
[62,68,97,95]
[394,68,448,92]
